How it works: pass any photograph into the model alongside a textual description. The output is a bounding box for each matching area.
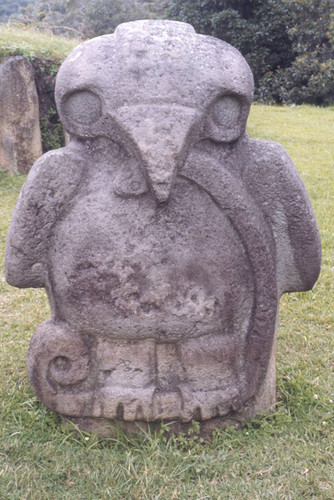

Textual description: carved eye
[211,95,240,127]
[204,94,242,143]
[63,90,102,125]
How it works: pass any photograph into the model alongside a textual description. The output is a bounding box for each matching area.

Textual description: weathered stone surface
[0,56,42,173]
[5,20,321,435]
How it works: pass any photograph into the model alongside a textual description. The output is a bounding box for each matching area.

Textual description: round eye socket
[211,95,241,127]
[63,90,102,125]
[203,94,243,143]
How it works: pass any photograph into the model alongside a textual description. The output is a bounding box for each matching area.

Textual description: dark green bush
[257,0,334,104]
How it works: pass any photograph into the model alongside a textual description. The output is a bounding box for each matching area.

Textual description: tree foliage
[0,0,31,21]
[260,0,334,105]
[11,0,167,38]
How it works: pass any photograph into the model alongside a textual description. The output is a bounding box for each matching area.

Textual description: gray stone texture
[5,20,321,435]
[0,56,42,173]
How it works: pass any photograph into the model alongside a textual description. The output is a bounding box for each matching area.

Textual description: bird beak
[115,105,198,202]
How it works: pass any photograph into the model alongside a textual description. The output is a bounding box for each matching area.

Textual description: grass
[1,105,333,499]
[0,24,80,63]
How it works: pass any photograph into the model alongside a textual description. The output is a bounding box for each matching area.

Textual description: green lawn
[1,105,333,499]
[0,24,79,63]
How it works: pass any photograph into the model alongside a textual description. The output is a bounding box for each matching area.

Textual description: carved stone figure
[0,56,42,173]
[5,20,321,435]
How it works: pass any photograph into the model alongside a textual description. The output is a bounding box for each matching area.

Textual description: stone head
[55,20,254,202]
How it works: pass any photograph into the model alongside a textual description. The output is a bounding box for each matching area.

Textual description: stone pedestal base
[27,319,277,437]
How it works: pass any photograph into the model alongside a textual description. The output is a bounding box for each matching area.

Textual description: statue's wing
[181,149,278,401]
[243,139,321,295]
[5,147,86,289]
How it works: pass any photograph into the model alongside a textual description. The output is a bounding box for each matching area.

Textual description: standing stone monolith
[0,56,42,173]
[5,20,321,436]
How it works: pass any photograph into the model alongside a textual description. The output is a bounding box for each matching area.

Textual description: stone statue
[5,20,321,435]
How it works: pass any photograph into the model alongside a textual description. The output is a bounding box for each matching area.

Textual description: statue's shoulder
[246,137,294,168]
[21,145,86,201]
[243,137,309,198]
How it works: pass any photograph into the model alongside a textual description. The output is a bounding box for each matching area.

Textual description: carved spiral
[27,321,90,408]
